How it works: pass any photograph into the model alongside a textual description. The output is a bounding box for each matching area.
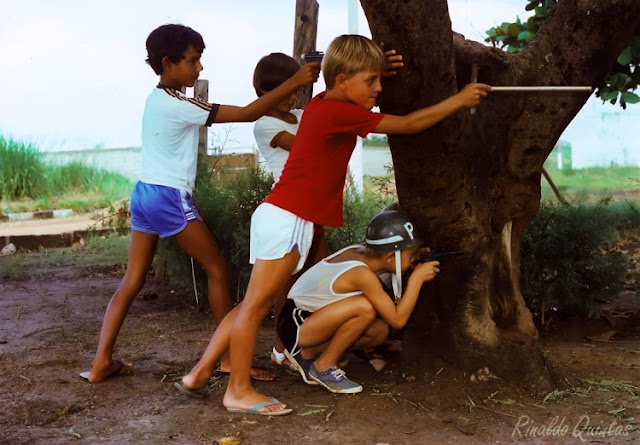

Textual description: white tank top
[288,245,369,312]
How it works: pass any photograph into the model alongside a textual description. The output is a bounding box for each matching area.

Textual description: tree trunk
[360,0,640,391]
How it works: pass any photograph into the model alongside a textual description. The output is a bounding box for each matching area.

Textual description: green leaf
[507,23,521,37]
[620,91,640,104]
[600,91,619,101]
[535,5,549,18]
[608,73,631,89]
[525,1,537,11]
[518,30,535,43]
[617,46,633,66]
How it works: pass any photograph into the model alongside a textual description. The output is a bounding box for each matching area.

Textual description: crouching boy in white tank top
[279,210,440,394]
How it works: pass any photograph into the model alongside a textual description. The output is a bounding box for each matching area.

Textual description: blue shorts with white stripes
[130,181,202,238]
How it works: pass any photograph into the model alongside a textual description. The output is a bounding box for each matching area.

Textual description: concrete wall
[42,147,142,182]
[41,146,396,180]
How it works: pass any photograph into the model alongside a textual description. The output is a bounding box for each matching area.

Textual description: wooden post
[542,167,570,207]
[293,0,319,109]
[195,79,209,155]
[155,80,209,284]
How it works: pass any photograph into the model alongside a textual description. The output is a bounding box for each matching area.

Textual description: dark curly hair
[252,53,300,96]
[145,24,205,75]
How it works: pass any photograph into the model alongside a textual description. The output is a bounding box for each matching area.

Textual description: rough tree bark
[360,0,640,390]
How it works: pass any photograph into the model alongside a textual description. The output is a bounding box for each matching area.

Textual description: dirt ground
[1,232,639,444]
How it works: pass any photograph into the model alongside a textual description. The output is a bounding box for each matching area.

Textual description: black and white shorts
[277,299,312,356]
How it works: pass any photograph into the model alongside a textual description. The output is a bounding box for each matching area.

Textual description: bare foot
[218,358,276,381]
[223,388,290,415]
[181,371,210,391]
[216,366,276,381]
[81,359,133,383]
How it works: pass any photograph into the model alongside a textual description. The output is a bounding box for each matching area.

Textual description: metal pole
[347,0,364,194]
[491,86,592,92]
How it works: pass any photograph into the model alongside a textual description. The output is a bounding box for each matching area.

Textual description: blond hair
[322,35,386,89]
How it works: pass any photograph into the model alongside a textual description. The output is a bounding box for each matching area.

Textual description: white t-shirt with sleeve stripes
[139,85,219,194]
[253,109,302,184]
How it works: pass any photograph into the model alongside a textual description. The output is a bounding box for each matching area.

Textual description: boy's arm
[373,83,491,135]
[214,63,320,123]
[270,131,295,151]
[351,263,439,330]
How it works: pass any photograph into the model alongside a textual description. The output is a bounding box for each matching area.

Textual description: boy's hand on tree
[457,83,492,108]
[294,62,321,87]
[383,48,403,77]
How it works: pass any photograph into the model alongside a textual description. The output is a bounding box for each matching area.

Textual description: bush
[324,177,389,251]
[161,159,390,302]
[160,160,274,301]
[520,202,629,319]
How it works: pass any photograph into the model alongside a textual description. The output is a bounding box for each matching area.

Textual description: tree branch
[453,31,510,70]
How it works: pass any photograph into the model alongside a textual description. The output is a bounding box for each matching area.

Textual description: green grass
[0,137,133,214]
[0,136,47,200]
[542,166,640,203]
[0,233,129,280]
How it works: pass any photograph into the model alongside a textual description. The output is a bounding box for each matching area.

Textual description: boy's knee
[241,295,273,319]
[355,298,377,322]
[123,272,147,294]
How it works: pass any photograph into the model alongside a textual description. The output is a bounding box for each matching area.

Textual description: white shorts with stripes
[249,203,314,274]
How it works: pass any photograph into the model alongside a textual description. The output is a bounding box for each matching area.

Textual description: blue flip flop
[173,381,208,399]
[226,397,293,416]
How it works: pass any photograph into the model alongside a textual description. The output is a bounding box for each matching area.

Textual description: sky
[0,0,531,152]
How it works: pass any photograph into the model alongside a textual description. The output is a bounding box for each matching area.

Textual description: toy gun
[302,51,324,64]
[417,250,463,264]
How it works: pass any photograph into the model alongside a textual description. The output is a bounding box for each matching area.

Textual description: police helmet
[365,210,423,253]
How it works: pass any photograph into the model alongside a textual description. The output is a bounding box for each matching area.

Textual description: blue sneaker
[283,349,318,386]
[308,364,363,394]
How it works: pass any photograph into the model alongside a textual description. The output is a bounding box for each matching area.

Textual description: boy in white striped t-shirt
[81,24,319,391]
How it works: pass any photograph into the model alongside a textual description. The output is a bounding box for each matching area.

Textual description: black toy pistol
[302,51,324,64]
[418,250,463,264]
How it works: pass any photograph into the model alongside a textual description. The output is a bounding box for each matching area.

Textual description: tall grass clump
[520,202,629,320]
[0,136,47,199]
[47,161,133,198]
[1,136,133,214]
